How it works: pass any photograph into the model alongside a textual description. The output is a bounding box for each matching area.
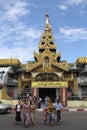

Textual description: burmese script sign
[32,81,68,88]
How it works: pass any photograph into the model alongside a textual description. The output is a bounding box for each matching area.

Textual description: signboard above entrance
[32,81,68,88]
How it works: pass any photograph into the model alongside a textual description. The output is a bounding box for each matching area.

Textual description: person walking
[30,101,37,125]
[44,96,49,107]
[43,107,48,124]
[48,100,55,126]
[22,100,31,127]
[54,99,63,124]
[15,100,22,127]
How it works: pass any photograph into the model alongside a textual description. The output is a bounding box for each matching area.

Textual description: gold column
[73,78,78,95]
[60,87,67,106]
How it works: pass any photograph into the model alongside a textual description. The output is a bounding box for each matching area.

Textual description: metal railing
[2,88,87,101]
[5,88,31,101]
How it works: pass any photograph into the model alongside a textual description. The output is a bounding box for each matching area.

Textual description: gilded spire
[37,14,61,63]
[38,13,56,55]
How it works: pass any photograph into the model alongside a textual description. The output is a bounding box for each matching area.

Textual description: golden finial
[45,13,49,24]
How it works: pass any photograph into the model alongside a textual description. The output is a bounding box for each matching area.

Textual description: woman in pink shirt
[22,100,31,127]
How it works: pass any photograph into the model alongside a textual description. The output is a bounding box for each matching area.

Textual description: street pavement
[0,110,87,130]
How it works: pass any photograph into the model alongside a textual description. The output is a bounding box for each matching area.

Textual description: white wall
[0,66,14,85]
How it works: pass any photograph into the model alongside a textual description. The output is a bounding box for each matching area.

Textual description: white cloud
[0,0,42,63]
[0,0,41,44]
[0,46,34,62]
[21,28,41,39]
[0,0,30,21]
[0,20,41,62]
[0,36,40,63]
[66,0,86,6]
[59,27,87,41]
[58,0,87,10]
[58,5,68,10]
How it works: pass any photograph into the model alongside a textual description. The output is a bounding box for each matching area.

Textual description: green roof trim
[79,83,87,86]
[18,68,25,70]
[7,83,17,86]
[60,60,67,63]
[17,66,26,71]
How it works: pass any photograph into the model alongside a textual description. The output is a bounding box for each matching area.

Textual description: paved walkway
[11,103,87,112]
[37,107,87,112]
[37,103,87,112]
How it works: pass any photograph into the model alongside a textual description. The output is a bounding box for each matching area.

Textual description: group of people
[15,99,36,127]
[43,97,63,126]
[15,96,63,127]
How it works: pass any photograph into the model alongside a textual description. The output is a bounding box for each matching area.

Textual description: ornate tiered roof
[26,14,68,72]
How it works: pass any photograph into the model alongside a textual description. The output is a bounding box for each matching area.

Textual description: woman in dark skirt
[15,100,22,127]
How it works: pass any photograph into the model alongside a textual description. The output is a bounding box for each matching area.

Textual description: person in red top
[15,100,22,127]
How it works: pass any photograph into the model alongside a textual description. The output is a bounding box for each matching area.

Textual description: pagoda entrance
[34,72,60,102]
[32,72,68,106]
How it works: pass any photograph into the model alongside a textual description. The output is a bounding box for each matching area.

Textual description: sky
[0,0,87,64]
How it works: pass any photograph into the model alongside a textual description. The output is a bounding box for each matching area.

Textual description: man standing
[54,99,63,124]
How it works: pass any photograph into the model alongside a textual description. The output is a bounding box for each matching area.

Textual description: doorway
[39,88,56,102]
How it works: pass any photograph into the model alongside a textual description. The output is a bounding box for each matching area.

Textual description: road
[0,111,87,130]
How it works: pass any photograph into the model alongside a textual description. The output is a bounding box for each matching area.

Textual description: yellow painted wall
[68,101,87,107]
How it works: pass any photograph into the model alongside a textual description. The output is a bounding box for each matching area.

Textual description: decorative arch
[35,72,59,81]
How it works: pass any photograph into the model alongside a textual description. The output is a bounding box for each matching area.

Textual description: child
[43,108,48,124]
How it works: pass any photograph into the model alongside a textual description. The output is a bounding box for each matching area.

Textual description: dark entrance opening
[39,88,56,102]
